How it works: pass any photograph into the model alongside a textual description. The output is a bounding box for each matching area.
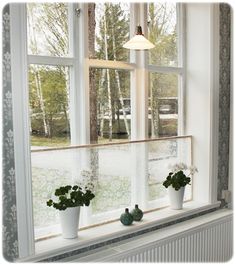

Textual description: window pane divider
[88,58,136,70]
[28,54,74,66]
[148,65,183,74]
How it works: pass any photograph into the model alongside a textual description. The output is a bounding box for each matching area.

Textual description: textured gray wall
[1,4,232,261]
[2,4,19,262]
[217,3,231,200]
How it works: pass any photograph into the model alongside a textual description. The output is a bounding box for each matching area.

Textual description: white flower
[178,162,188,170]
[170,163,187,172]
[168,163,198,176]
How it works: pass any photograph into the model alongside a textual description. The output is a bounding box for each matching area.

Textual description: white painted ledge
[19,201,221,262]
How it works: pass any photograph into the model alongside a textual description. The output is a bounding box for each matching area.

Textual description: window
[26,2,134,239]
[28,64,70,147]
[148,3,178,67]
[89,3,130,62]
[90,68,131,143]
[147,3,183,138]
[27,3,71,148]
[27,2,75,240]
[148,72,179,138]
[88,3,132,144]
[10,2,220,258]
[27,3,69,57]
[27,1,185,240]
[27,2,187,240]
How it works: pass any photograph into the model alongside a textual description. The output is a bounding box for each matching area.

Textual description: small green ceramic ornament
[131,204,143,221]
[120,208,133,225]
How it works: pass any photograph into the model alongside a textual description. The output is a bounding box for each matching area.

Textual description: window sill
[19,201,221,262]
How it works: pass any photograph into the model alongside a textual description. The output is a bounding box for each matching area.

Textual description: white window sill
[19,201,221,262]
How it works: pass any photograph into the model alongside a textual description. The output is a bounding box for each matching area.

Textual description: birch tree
[28,3,69,139]
[103,10,113,141]
[96,3,130,141]
[148,3,177,137]
[88,3,98,143]
[111,26,130,137]
[28,4,49,136]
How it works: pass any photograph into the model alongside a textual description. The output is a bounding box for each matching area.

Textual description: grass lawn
[31,135,70,147]
[31,135,129,147]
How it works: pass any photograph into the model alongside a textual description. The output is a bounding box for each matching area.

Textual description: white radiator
[111,210,233,262]
[61,209,233,262]
[116,218,232,262]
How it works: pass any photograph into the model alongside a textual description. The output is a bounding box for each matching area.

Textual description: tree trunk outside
[111,15,130,137]
[150,82,160,138]
[88,3,98,144]
[104,10,113,141]
[33,67,49,137]
[99,69,106,138]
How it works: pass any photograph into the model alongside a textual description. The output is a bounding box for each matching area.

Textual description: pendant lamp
[123,25,155,50]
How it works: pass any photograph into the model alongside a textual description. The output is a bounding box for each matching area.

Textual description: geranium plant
[163,163,198,191]
[46,184,95,211]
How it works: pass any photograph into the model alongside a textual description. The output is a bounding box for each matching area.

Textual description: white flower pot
[168,186,185,210]
[59,206,80,239]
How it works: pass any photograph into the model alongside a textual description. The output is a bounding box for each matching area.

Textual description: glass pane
[90,145,131,215]
[148,3,178,66]
[88,3,130,61]
[148,73,178,138]
[148,137,192,203]
[89,68,131,144]
[31,136,192,239]
[29,65,70,148]
[27,3,69,56]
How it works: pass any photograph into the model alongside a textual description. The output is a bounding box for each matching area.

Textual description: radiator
[111,210,233,262]
[60,209,233,262]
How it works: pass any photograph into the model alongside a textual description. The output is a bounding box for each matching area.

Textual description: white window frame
[9,2,220,259]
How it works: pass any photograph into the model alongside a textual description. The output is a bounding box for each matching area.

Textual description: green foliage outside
[28,3,179,147]
[148,3,177,66]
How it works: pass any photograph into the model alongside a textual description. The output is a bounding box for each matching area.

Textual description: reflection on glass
[90,68,131,144]
[149,72,178,138]
[88,3,130,61]
[27,3,69,56]
[31,136,192,240]
[28,65,70,147]
[148,3,178,66]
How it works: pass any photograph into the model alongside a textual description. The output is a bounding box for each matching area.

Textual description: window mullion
[130,2,149,208]
[28,55,74,66]
[177,3,186,136]
[69,3,90,146]
[88,59,135,70]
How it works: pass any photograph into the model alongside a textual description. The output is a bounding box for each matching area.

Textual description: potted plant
[163,163,198,210]
[47,184,95,239]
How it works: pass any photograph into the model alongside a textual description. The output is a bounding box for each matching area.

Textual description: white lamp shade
[123,34,155,50]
